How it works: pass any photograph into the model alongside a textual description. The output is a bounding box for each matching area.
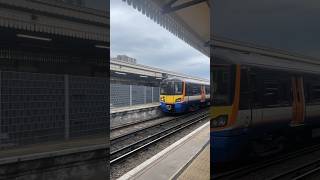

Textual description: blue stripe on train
[211,129,249,163]
[160,99,209,113]
[160,102,188,113]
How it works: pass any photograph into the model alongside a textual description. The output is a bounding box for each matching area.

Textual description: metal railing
[110,84,160,108]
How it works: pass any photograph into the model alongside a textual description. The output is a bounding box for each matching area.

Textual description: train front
[211,64,249,164]
[160,79,186,113]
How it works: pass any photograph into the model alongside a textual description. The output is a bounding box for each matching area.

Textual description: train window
[186,83,193,96]
[304,82,311,103]
[192,84,201,95]
[303,75,320,105]
[205,85,210,95]
[248,71,262,108]
[239,68,250,109]
[310,84,320,103]
[279,80,292,105]
[262,81,280,107]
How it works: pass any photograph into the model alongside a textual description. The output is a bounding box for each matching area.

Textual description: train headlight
[161,97,165,102]
[211,115,228,128]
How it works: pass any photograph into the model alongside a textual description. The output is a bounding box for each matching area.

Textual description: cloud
[110,0,209,79]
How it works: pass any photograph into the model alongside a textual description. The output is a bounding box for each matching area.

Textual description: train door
[291,76,305,126]
[239,67,254,128]
[246,68,263,129]
[200,85,206,103]
[185,82,190,103]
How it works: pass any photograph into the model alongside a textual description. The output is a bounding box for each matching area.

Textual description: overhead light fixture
[95,45,109,49]
[140,75,148,78]
[16,34,52,41]
[115,72,127,75]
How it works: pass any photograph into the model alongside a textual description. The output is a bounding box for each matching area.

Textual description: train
[160,77,210,113]
[210,63,320,164]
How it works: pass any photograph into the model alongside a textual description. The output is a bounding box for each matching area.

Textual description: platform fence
[110,83,160,108]
[0,71,108,150]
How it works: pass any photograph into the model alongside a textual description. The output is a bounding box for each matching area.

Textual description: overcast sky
[110,0,209,79]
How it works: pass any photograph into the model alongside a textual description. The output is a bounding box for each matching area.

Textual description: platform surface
[118,121,209,180]
[177,143,210,180]
[0,134,108,164]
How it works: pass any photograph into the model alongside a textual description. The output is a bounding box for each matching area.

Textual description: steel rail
[269,158,320,180]
[110,113,208,164]
[111,109,208,142]
[213,144,320,180]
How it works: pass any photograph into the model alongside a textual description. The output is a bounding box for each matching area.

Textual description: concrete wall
[111,106,163,129]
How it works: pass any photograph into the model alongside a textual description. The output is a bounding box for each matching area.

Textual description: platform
[118,121,210,180]
[177,143,210,180]
[0,135,108,180]
[111,103,162,129]
[111,103,159,114]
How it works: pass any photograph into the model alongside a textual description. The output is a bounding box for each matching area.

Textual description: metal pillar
[144,86,147,104]
[0,71,2,143]
[129,85,132,106]
[151,87,154,103]
[210,0,214,104]
[64,74,70,140]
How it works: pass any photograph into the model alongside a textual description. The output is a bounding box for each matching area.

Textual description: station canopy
[123,0,320,74]
[122,0,210,57]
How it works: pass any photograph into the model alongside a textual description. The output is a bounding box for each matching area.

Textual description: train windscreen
[211,65,236,106]
[160,81,183,95]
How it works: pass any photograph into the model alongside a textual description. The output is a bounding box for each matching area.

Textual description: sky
[110,0,210,79]
[214,0,320,59]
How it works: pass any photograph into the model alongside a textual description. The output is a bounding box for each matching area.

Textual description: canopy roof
[123,0,320,74]
[122,0,210,56]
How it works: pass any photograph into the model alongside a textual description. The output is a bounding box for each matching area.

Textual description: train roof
[213,48,320,74]
[162,77,210,85]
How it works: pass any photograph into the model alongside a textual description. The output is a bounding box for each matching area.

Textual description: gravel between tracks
[110,116,176,140]
[110,117,209,180]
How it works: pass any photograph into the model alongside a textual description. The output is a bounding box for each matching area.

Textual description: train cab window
[239,68,250,109]
[211,65,236,106]
[175,82,183,94]
[160,81,183,95]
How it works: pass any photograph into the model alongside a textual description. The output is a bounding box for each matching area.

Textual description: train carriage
[211,63,320,164]
[160,77,210,113]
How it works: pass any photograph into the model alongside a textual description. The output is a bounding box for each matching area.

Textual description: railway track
[111,109,208,142]
[110,111,208,164]
[111,115,164,131]
[269,157,320,180]
[213,143,320,180]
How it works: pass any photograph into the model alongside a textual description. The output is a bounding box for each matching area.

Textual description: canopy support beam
[162,0,207,14]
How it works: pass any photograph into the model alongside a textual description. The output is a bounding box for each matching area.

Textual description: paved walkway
[0,134,108,164]
[178,143,210,180]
